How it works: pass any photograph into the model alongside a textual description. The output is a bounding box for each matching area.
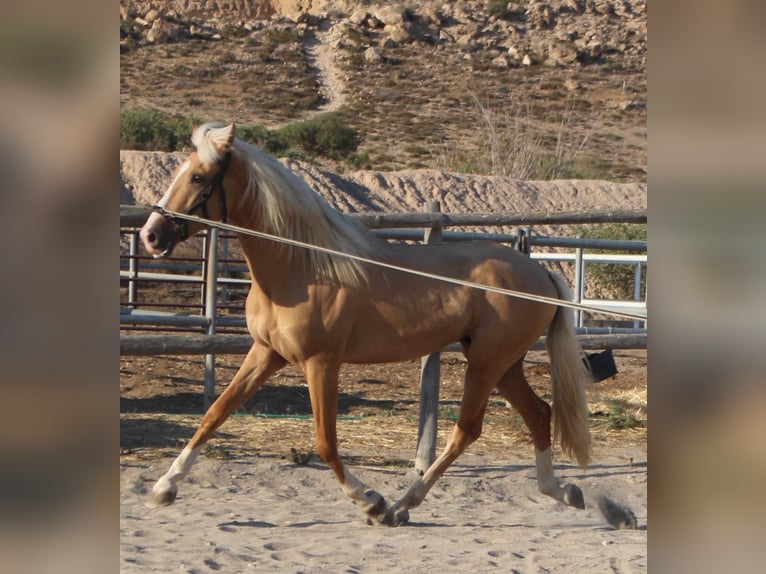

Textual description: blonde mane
[192,123,382,287]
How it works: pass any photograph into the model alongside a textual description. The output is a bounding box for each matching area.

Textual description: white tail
[545,272,593,467]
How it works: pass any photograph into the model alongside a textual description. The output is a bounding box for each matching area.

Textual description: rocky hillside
[120,1,646,181]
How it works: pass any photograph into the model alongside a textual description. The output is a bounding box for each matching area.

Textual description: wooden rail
[120,333,647,356]
[121,205,647,229]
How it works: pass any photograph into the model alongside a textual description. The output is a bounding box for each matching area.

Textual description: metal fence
[120,204,646,471]
[120,204,647,342]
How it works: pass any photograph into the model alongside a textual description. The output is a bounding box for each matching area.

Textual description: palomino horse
[140,122,593,526]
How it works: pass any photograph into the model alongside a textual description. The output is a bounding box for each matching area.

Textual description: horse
[139,122,593,526]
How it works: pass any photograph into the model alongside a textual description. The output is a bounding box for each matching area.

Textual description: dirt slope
[121,150,646,234]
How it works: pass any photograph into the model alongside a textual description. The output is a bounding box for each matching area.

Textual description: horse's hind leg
[148,344,286,507]
[496,359,585,509]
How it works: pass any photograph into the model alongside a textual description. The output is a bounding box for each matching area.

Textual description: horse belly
[342,335,458,364]
[342,303,468,364]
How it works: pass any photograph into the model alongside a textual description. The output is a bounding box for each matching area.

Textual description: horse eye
[191,174,204,184]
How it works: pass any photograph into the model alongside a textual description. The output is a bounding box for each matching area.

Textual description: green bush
[120,109,360,161]
[237,124,288,154]
[276,113,359,159]
[346,151,371,170]
[120,109,198,151]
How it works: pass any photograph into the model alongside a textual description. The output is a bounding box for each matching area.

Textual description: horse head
[140,122,236,258]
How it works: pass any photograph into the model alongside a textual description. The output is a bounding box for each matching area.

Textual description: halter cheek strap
[154,152,232,240]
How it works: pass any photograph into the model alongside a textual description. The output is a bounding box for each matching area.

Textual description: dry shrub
[436,95,607,180]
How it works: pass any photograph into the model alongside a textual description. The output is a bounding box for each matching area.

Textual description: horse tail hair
[545,272,593,468]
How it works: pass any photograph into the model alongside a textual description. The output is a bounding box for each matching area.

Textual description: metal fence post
[634,262,643,329]
[203,228,219,410]
[415,201,442,474]
[220,234,230,305]
[574,239,584,327]
[128,232,138,306]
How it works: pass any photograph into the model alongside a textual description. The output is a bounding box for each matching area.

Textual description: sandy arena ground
[120,351,647,572]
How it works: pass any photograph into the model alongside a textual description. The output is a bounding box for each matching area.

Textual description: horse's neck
[235,227,310,295]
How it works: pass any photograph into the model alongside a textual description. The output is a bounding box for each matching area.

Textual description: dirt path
[303,26,346,113]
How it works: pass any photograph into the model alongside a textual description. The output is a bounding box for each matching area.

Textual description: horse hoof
[563,483,585,509]
[597,495,637,529]
[393,509,409,526]
[359,489,388,522]
[381,508,409,527]
[148,486,177,507]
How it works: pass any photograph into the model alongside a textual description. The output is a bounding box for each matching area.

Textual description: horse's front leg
[302,356,389,524]
[148,344,286,507]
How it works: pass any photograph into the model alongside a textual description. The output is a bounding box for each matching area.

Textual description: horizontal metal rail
[119,270,251,286]
[120,308,247,328]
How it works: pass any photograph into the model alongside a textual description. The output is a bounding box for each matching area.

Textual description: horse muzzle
[139,212,179,258]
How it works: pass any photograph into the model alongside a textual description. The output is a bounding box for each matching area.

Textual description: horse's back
[382,240,556,297]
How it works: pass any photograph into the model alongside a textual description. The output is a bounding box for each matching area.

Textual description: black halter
[155,152,232,241]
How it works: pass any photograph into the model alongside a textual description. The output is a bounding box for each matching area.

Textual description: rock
[507,3,525,17]
[386,23,412,44]
[562,0,586,13]
[590,0,615,15]
[374,5,404,27]
[144,9,160,24]
[546,40,578,66]
[363,46,384,63]
[439,29,455,44]
[576,38,603,60]
[146,20,168,43]
[521,54,533,66]
[613,0,634,17]
[348,9,369,26]
[491,54,510,68]
[456,22,480,40]
[527,2,556,30]
[421,6,444,27]
[505,44,523,64]
[296,12,322,27]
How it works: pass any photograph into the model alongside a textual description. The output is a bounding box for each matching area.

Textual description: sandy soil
[120,448,646,573]
[120,350,647,572]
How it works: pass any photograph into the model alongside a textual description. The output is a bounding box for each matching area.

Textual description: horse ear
[210,123,235,155]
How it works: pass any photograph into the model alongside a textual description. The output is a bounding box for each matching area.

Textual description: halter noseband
[155,152,232,241]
